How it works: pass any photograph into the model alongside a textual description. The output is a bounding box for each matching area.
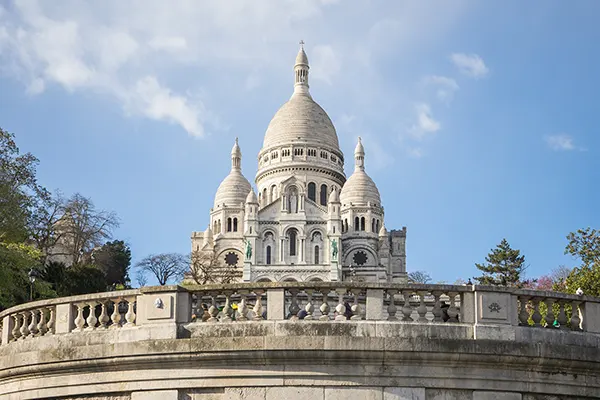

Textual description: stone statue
[245,240,252,260]
[289,191,298,213]
[331,239,338,261]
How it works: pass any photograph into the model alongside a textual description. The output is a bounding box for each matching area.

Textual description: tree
[189,251,240,285]
[135,269,148,288]
[408,270,432,284]
[562,228,600,296]
[93,240,132,289]
[474,239,529,287]
[533,266,571,292]
[0,128,49,243]
[45,193,119,266]
[135,253,186,286]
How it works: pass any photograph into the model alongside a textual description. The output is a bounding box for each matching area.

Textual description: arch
[227,217,232,232]
[262,188,268,205]
[280,276,298,282]
[213,220,217,233]
[307,182,316,202]
[217,220,222,233]
[266,245,272,265]
[288,228,298,256]
[344,219,348,233]
[320,184,328,206]
[371,218,375,233]
[354,217,359,231]
[287,185,299,213]
[255,277,273,283]
[306,276,324,282]
[376,219,380,233]
[360,217,365,231]
[233,217,238,232]
[341,245,378,267]
[314,245,320,264]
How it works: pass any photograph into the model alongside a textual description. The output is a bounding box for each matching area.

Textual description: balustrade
[516,292,584,331]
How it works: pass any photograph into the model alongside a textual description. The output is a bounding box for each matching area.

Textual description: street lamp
[28,268,38,301]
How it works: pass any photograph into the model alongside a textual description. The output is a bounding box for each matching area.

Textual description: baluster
[28,310,39,337]
[556,300,568,329]
[207,293,219,322]
[221,291,233,322]
[417,292,428,323]
[350,289,363,320]
[253,290,264,320]
[74,304,86,331]
[447,292,459,323]
[47,307,56,334]
[304,289,315,320]
[125,297,136,327]
[531,298,542,327]
[85,302,98,330]
[237,292,249,321]
[288,289,300,320]
[570,301,582,331]
[319,289,330,321]
[19,312,30,339]
[11,314,21,341]
[401,290,414,321]
[110,299,122,328]
[387,289,398,321]
[37,308,48,336]
[518,296,530,326]
[431,291,443,322]
[544,298,555,328]
[98,301,110,329]
[335,289,346,321]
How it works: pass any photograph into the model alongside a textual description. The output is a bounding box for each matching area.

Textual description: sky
[0,0,598,285]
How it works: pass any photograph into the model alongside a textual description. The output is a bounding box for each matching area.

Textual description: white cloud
[451,53,489,79]
[149,36,187,52]
[310,45,341,85]
[545,134,583,152]
[424,75,459,102]
[409,103,440,139]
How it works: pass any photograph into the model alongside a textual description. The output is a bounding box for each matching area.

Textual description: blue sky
[0,1,598,284]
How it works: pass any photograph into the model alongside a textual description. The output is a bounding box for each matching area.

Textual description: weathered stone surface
[266,387,324,400]
[383,387,425,400]
[224,388,266,400]
[325,387,383,400]
[473,392,521,400]
[425,389,472,400]
[132,390,178,400]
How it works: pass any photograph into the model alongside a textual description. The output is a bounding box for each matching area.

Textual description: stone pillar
[366,289,384,320]
[267,289,285,320]
[54,303,75,334]
[473,287,516,341]
[137,286,191,339]
[300,237,306,263]
[581,301,600,333]
[1,315,14,345]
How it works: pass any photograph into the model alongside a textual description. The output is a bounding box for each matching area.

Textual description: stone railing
[0,289,139,344]
[2,283,600,346]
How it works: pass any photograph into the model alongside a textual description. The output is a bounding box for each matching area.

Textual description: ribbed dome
[262,94,340,150]
[340,170,381,206]
[214,171,251,208]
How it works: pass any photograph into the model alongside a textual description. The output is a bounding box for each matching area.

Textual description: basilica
[191,44,407,283]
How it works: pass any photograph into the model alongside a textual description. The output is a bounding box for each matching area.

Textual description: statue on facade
[289,190,298,213]
[245,240,252,260]
[331,239,338,261]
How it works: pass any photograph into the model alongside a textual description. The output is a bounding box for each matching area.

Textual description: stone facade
[191,45,407,283]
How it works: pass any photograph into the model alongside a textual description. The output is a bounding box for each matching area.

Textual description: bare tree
[135,268,148,288]
[189,250,240,285]
[135,253,186,286]
[408,270,432,284]
[34,193,119,266]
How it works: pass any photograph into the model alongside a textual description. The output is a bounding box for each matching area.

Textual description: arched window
[371,219,375,232]
[307,182,316,202]
[344,219,348,233]
[266,246,272,265]
[262,188,267,204]
[360,217,365,231]
[314,245,319,264]
[217,220,221,233]
[289,229,297,256]
[233,217,238,232]
[270,185,277,202]
[354,217,359,231]
[213,220,217,232]
[320,184,328,206]
[376,220,380,233]
[227,217,232,232]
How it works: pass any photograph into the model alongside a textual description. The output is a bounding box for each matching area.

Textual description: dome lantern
[293,40,311,98]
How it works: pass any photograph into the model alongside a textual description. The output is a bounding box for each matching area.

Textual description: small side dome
[231,137,241,157]
[214,173,251,208]
[340,137,382,207]
[246,188,258,204]
[379,224,387,237]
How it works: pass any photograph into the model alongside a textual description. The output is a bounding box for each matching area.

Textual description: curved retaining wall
[1,283,600,400]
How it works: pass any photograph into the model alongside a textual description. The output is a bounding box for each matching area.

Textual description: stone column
[300,237,306,263]
[137,286,191,340]
[267,289,285,320]
[366,289,384,320]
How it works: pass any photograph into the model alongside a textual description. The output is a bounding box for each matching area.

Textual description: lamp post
[28,268,38,301]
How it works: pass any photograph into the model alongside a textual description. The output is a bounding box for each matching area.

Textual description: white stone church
[191,44,407,283]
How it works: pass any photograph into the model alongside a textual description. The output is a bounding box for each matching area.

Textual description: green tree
[474,239,528,287]
[93,240,132,289]
[563,228,600,296]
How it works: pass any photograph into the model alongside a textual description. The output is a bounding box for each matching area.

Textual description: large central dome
[262,94,340,151]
